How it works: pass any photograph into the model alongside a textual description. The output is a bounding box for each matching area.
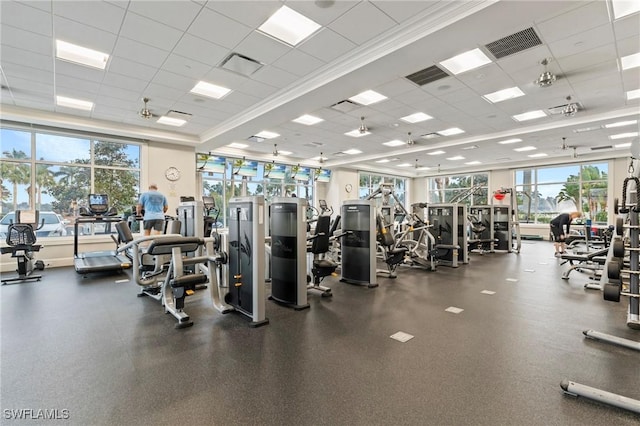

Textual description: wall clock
[165,166,181,182]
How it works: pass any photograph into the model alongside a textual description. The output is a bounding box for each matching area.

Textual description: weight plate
[613,238,625,258]
[603,283,621,302]
[616,217,624,236]
[607,260,621,280]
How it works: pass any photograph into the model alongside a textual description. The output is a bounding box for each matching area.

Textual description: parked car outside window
[0,211,67,238]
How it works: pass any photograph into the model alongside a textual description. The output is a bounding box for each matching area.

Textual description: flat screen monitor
[89,194,109,214]
[293,166,310,181]
[315,169,331,183]
[235,160,258,177]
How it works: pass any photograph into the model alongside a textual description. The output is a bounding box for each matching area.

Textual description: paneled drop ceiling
[1,0,639,177]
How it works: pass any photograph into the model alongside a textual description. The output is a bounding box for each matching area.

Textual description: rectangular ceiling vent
[167,110,192,118]
[421,132,441,139]
[547,102,583,115]
[330,100,359,113]
[247,135,266,143]
[220,52,263,76]
[591,145,612,151]
[484,27,542,59]
[405,65,449,86]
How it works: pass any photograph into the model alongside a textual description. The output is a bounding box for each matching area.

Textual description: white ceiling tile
[53,16,118,54]
[151,69,195,92]
[98,94,141,110]
[328,1,397,46]
[622,69,640,90]
[161,53,213,80]
[233,31,291,65]
[613,12,640,40]
[3,75,54,97]
[616,35,640,57]
[252,65,298,88]
[285,1,360,27]
[108,57,159,83]
[144,82,190,104]
[128,0,203,31]
[119,12,183,51]
[112,38,171,68]
[374,78,417,98]
[55,60,106,83]
[236,80,279,99]
[548,23,614,58]
[370,0,439,24]
[1,25,52,56]
[187,7,253,50]
[556,44,618,74]
[52,1,126,34]
[0,46,53,71]
[297,27,357,63]
[172,34,229,67]
[536,1,611,44]
[102,72,148,93]
[0,1,52,36]
[496,45,554,74]
[11,99,54,111]
[98,85,142,103]
[224,91,262,108]
[2,62,52,85]
[205,1,279,28]
[56,75,101,95]
[271,49,325,78]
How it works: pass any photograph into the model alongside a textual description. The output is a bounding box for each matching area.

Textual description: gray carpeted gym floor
[1,240,639,425]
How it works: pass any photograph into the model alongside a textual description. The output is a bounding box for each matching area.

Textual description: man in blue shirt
[136,184,168,236]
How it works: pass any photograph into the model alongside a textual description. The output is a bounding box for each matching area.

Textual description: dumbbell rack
[560,177,640,415]
[605,177,640,330]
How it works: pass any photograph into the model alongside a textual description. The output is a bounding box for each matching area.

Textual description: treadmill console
[88,194,109,215]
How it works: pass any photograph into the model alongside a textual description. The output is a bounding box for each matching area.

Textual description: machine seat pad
[147,237,203,255]
[390,246,408,255]
[560,247,609,263]
[170,273,208,288]
[314,259,337,269]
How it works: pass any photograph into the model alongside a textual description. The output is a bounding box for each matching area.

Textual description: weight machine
[427,203,468,267]
[492,188,521,253]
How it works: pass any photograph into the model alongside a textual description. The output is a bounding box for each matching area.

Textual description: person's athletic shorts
[550,224,564,242]
[144,219,164,231]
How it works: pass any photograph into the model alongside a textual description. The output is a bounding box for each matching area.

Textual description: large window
[516,162,608,224]
[200,156,315,226]
[427,173,488,205]
[1,126,141,237]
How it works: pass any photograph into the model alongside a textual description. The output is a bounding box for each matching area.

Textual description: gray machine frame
[227,196,269,327]
[427,203,468,267]
[268,197,309,310]
[340,199,377,288]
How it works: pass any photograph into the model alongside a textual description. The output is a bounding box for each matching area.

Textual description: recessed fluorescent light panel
[621,52,640,70]
[528,153,548,158]
[397,163,412,167]
[609,132,639,140]
[279,150,292,156]
[258,5,321,46]
[190,81,231,99]
[512,110,546,121]
[376,159,391,163]
[157,116,186,127]
[438,127,465,136]
[56,95,93,111]
[462,145,478,150]
[627,89,640,100]
[446,156,465,161]
[228,142,249,149]
[254,130,280,139]
[343,149,362,155]
[439,48,492,75]
[55,40,109,69]
[465,161,481,165]
[428,150,446,155]
[612,0,640,19]
[383,139,406,147]
[498,138,523,144]
[400,112,433,123]
[482,86,525,103]
[615,143,632,148]
[348,90,387,106]
[345,129,370,137]
[604,120,637,128]
[514,146,537,152]
[292,114,324,125]
[417,166,431,171]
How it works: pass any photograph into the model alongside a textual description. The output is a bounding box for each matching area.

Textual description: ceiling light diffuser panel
[482,87,525,103]
[400,112,433,123]
[157,116,186,127]
[292,114,324,125]
[512,110,546,121]
[190,81,232,99]
[621,52,640,70]
[55,40,109,69]
[348,90,387,105]
[439,48,492,75]
[258,6,321,46]
[611,0,640,19]
[56,96,93,111]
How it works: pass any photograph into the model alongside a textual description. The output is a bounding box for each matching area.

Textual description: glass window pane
[1,162,31,213]
[537,165,579,184]
[582,183,608,223]
[94,141,140,167]
[94,168,139,213]
[1,129,31,159]
[36,133,90,163]
[581,163,608,181]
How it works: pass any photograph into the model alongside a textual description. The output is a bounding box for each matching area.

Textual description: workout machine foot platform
[560,379,640,414]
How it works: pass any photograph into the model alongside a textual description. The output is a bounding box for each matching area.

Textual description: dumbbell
[614,216,640,236]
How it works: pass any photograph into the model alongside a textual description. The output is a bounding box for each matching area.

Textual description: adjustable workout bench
[560,247,609,280]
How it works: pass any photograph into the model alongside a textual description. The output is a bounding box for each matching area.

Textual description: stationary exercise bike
[1,210,45,285]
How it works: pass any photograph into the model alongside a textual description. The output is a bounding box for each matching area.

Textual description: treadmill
[74,194,132,275]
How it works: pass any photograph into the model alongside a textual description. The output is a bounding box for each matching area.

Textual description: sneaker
[554,252,561,257]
